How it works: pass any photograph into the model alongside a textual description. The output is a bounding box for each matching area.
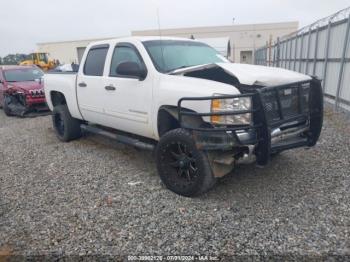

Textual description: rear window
[83,45,109,76]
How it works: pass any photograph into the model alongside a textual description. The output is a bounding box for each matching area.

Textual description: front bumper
[177,78,323,166]
[4,92,49,117]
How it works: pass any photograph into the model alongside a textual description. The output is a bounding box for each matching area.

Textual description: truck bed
[44,72,82,119]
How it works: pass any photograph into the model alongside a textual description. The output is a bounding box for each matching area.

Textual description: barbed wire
[281,6,350,40]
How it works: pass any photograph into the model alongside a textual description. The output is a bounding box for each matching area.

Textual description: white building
[37,21,298,64]
[37,37,113,65]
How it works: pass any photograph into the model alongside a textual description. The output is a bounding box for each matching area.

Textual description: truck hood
[170,63,312,86]
[6,81,44,93]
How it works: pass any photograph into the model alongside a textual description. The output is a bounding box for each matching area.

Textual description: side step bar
[80,124,155,151]
[271,138,308,153]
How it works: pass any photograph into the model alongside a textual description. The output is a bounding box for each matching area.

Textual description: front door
[102,43,153,138]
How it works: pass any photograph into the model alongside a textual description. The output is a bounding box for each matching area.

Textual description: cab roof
[88,36,198,47]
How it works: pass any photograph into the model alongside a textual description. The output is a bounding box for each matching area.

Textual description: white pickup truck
[44,36,323,197]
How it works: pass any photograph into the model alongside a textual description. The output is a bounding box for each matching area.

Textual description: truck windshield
[4,68,44,82]
[143,40,228,73]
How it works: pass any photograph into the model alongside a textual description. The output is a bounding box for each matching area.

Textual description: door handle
[105,85,116,91]
[78,82,87,87]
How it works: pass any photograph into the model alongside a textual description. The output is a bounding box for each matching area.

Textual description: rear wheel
[156,128,216,197]
[52,105,82,142]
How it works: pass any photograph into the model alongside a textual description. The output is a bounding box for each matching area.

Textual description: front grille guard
[177,78,323,165]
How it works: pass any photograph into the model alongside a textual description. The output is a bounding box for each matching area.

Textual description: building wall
[37,38,112,64]
[132,22,299,63]
[37,22,298,64]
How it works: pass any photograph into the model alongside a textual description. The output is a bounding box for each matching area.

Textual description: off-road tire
[52,105,82,142]
[156,128,216,197]
[3,96,12,116]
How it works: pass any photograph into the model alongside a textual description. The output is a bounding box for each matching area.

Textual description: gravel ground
[0,105,349,259]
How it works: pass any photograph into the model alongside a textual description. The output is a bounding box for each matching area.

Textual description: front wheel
[52,105,82,142]
[3,96,12,116]
[156,128,216,197]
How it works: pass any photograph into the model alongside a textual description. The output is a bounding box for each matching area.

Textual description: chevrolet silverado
[44,37,323,197]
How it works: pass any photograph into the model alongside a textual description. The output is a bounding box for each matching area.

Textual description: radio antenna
[156,6,166,71]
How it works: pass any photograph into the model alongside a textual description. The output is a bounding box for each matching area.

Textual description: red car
[0,65,47,116]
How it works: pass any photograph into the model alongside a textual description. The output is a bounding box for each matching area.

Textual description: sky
[0,0,349,56]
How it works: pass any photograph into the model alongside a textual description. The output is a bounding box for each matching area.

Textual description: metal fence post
[284,40,289,69]
[313,26,320,76]
[273,43,276,66]
[279,39,283,67]
[293,35,299,71]
[276,38,280,67]
[335,15,350,110]
[281,41,287,68]
[322,21,332,91]
[288,38,293,70]
[268,37,272,66]
[298,33,304,72]
[305,29,312,74]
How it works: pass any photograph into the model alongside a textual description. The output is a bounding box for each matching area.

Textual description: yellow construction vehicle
[19,53,57,71]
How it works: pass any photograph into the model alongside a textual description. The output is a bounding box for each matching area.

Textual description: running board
[271,138,308,153]
[80,124,155,151]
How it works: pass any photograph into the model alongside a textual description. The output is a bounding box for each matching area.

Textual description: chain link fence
[255,7,350,111]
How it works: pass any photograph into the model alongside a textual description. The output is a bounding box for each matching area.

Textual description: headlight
[211,95,252,125]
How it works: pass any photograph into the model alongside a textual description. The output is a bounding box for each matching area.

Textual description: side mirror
[116,62,146,80]
[0,79,3,84]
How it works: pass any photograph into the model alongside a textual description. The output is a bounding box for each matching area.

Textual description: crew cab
[0,65,47,116]
[44,37,323,197]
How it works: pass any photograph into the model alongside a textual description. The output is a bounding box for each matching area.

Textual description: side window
[83,46,109,76]
[110,45,144,77]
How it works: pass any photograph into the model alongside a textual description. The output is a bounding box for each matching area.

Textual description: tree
[1,53,26,65]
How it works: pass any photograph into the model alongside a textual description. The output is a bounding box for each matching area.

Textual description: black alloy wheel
[156,128,216,197]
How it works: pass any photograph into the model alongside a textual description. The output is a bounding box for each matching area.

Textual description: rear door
[76,44,109,124]
[102,42,154,138]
